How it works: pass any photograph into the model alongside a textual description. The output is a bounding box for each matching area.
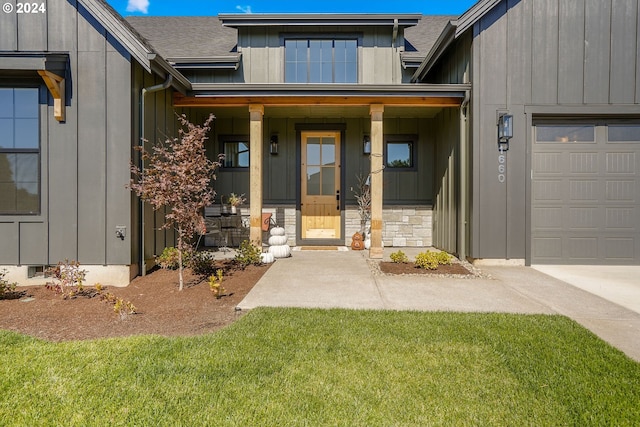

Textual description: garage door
[532,122,640,265]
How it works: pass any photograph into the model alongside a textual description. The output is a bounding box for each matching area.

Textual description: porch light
[363,135,371,155]
[270,134,278,155]
[497,113,513,152]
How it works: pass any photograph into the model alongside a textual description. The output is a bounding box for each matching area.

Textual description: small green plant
[435,251,452,265]
[389,250,409,264]
[227,192,246,207]
[208,269,225,299]
[234,240,262,268]
[45,260,89,298]
[414,251,439,270]
[189,250,217,277]
[101,291,137,319]
[156,247,181,270]
[414,250,453,270]
[0,269,17,299]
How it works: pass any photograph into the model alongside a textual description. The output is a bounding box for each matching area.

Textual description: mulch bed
[378,261,473,276]
[0,261,270,342]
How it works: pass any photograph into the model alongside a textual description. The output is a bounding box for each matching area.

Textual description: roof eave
[411,21,457,82]
[455,0,504,37]
[189,83,471,97]
[219,13,422,28]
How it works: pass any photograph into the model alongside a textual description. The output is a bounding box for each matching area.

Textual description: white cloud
[126,0,150,14]
[236,5,253,13]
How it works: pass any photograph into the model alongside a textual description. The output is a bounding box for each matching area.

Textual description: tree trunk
[177,232,184,291]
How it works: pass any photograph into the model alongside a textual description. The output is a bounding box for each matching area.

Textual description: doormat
[296,246,348,251]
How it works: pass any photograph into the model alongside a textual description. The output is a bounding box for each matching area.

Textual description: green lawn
[1,308,639,426]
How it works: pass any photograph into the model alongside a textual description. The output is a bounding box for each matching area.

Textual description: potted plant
[228,192,246,214]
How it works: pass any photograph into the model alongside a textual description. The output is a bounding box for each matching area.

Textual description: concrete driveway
[532,265,640,315]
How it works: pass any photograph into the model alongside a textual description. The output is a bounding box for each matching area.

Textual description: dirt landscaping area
[0,262,270,342]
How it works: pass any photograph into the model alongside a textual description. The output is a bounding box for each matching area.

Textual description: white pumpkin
[270,226,286,236]
[260,252,275,264]
[268,235,289,246]
[269,244,291,258]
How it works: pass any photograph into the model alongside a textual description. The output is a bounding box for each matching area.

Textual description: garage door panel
[533,179,563,201]
[569,180,599,201]
[533,152,566,174]
[605,180,636,201]
[605,238,635,260]
[569,152,599,173]
[606,152,636,174]
[606,207,636,229]
[568,237,598,260]
[532,121,640,265]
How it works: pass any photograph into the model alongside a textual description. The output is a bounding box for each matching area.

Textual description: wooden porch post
[369,104,384,258]
[249,104,264,246]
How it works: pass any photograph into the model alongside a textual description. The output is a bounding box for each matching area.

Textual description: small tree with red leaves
[130,113,220,290]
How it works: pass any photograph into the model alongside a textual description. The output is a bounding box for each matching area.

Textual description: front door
[301,131,341,240]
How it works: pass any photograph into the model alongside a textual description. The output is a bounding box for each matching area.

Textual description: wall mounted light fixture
[363,135,371,155]
[497,113,513,152]
[270,134,278,155]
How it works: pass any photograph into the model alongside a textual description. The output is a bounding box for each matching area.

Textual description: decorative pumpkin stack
[268,226,291,258]
[351,232,364,250]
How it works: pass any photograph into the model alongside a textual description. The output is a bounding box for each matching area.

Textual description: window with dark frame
[285,38,358,83]
[221,138,249,168]
[385,138,416,169]
[0,87,40,215]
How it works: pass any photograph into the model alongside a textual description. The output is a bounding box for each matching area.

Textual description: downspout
[392,19,399,83]
[139,74,173,276]
[458,89,470,261]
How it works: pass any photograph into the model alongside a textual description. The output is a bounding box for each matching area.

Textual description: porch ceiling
[174,83,468,118]
[194,105,444,119]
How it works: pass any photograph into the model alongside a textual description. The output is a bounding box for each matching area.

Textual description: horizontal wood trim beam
[173,93,462,108]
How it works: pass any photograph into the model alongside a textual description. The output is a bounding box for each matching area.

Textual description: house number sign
[497,152,506,183]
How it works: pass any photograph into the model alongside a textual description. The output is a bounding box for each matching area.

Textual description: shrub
[45,260,89,298]
[389,250,409,264]
[208,269,225,299]
[435,251,452,265]
[156,247,180,270]
[0,269,17,299]
[414,250,454,270]
[189,250,217,277]
[414,251,439,270]
[234,240,262,268]
[101,291,137,319]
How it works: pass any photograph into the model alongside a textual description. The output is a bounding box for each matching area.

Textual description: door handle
[336,190,340,210]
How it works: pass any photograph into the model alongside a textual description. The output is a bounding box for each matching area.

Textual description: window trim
[384,134,418,171]
[219,134,250,169]
[282,33,362,84]
[0,84,43,216]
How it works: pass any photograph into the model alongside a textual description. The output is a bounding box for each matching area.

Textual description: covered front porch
[175,84,469,257]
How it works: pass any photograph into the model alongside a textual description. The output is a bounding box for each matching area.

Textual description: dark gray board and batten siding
[0,0,134,267]
[467,0,640,263]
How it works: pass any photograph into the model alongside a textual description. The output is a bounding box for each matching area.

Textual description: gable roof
[412,0,505,81]
[125,17,238,63]
[77,0,190,90]
[126,13,452,67]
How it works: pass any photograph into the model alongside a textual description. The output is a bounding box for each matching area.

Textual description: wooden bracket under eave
[37,70,66,122]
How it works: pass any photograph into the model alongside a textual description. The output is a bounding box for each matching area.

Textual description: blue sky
[108,0,478,16]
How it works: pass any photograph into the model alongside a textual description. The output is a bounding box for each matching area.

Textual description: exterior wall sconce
[497,113,513,152]
[363,135,371,155]
[270,134,278,155]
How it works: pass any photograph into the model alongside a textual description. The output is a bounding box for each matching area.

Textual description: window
[535,125,595,143]
[608,124,640,143]
[0,87,40,214]
[285,38,357,83]
[385,136,416,169]
[221,137,249,168]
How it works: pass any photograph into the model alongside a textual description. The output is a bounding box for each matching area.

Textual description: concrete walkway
[238,248,640,362]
